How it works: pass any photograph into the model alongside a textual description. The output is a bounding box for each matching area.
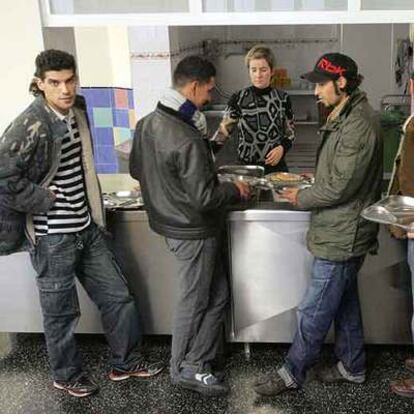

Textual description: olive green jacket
[297,89,383,261]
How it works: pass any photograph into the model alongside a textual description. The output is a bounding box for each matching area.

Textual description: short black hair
[173,55,216,88]
[29,49,77,96]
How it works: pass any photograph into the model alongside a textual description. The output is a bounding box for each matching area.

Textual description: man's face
[249,58,272,89]
[191,77,215,109]
[314,77,346,107]
[36,69,77,114]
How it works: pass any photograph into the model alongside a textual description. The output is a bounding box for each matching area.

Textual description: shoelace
[131,359,148,371]
[68,375,92,388]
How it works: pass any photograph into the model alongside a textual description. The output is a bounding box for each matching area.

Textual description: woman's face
[249,58,272,89]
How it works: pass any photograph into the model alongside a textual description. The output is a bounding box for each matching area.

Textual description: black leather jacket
[130,105,240,239]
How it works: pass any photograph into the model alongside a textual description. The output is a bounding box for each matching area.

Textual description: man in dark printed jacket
[0,50,163,398]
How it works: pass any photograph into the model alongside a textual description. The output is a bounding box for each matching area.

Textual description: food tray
[217,165,265,178]
[103,191,144,209]
[217,174,272,190]
[361,195,414,229]
[266,172,312,188]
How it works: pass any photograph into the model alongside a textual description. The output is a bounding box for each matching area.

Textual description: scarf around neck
[159,88,207,137]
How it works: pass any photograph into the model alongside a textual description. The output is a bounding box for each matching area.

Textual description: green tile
[114,127,132,145]
[93,107,113,128]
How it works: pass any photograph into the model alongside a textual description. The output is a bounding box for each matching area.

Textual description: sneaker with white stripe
[177,369,229,396]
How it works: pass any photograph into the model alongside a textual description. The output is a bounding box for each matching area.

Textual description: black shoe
[53,374,98,398]
[177,370,229,397]
[317,365,365,384]
[253,375,293,397]
[109,359,164,381]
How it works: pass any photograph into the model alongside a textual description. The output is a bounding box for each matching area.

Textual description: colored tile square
[92,88,112,107]
[93,108,113,128]
[127,89,134,109]
[113,127,132,145]
[128,109,137,130]
[96,145,117,165]
[93,127,114,146]
[96,163,118,174]
[86,109,94,127]
[114,88,129,109]
[80,88,93,104]
[112,109,129,128]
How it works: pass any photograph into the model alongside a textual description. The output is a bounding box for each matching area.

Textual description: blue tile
[112,109,130,128]
[93,127,114,146]
[127,89,134,109]
[91,88,112,107]
[96,145,117,165]
[86,109,94,127]
[81,92,94,112]
[96,163,118,174]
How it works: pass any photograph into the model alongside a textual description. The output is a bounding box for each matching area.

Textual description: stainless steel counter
[0,206,412,344]
[227,205,412,344]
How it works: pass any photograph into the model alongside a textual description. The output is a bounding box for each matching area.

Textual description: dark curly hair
[29,49,77,96]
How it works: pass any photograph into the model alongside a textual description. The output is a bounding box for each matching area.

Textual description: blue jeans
[407,239,414,341]
[283,255,366,386]
[30,223,142,382]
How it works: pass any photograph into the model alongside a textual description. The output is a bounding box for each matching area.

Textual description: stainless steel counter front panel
[228,208,313,342]
[227,208,412,344]
[106,210,179,334]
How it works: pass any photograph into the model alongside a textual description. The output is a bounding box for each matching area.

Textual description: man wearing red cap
[254,53,383,396]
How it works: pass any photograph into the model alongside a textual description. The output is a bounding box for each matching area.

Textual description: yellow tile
[129,109,137,130]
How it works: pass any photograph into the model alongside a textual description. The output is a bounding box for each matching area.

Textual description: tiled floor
[1,334,414,414]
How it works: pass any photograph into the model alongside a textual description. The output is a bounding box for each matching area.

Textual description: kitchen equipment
[217,165,265,177]
[361,195,414,229]
[103,190,144,210]
[266,172,313,193]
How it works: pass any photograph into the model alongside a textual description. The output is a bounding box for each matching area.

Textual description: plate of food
[267,172,311,186]
[267,172,302,182]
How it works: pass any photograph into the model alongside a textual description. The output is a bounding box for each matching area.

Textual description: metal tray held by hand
[361,195,414,230]
[103,190,144,209]
[217,165,265,178]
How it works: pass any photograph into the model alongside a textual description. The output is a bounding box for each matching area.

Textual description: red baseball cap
[301,53,358,83]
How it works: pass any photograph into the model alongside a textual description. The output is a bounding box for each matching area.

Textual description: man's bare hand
[300,172,314,180]
[407,224,414,239]
[280,187,300,205]
[265,145,284,166]
[234,180,251,201]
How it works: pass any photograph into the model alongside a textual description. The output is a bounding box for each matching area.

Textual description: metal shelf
[296,121,319,125]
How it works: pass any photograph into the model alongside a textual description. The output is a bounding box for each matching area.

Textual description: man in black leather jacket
[130,56,250,396]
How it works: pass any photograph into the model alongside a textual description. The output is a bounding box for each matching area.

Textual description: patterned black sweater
[219,86,295,167]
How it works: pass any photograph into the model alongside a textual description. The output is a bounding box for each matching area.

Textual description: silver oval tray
[103,191,144,209]
[217,165,265,178]
[361,195,414,229]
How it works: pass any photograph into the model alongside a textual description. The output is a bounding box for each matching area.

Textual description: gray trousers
[165,236,229,379]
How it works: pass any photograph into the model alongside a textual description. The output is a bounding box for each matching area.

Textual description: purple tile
[91,88,112,107]
[93,127,114,146]
[96,145,117,165]
[96,163,118,174]
[127,89,134,109]
[86,109,94,127]
[112,109,130,128]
